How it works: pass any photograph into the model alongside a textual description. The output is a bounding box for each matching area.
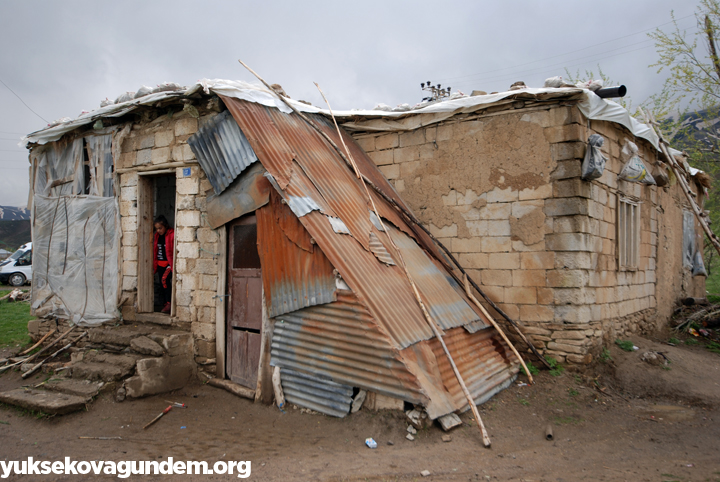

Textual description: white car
[0,242,32,287]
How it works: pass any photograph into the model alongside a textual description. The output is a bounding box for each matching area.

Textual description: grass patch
[0,402,50,419]
[615,339,635,352]
[685,338,699,345]
[518,398,530,406]
[521,363,539,377]
[668,337,681,345]
[568,388,579,397]
[0,297,33,347]
[545,356,565,377]
[707,341,720,355]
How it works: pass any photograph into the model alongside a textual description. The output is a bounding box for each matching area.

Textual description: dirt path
[1,337,719,481]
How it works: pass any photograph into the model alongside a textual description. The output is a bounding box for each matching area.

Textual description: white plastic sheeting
[23,80,661,153]
[33,138,85,197]
[32,195,120,325]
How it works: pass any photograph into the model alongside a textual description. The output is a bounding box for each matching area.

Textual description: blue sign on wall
[182,168,191,177]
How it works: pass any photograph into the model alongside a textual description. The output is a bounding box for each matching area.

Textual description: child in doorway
[153,215,174,313]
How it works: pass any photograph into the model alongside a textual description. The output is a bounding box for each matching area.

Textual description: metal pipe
[595,85,627,99]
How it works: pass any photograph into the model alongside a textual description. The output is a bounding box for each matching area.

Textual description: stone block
[176,210,200,227]
[125,355,195,398]
[512,200,544,218]
[513,270,546,287]
[553,178,592,198]
[554,251,592,269]
[547,342,586,355]
[398,129,425,147]
[482,236,512,252]
[458,253,489,269]
[504,287,537,304]
[375,133,398,150]
[482,203,512,220]
[355,136,375,152]
[120,173,138,187]
[195,258,218,275]
[120,186,137,202]
[177,177,200,195]
[400,160,422,177]
[550,159,581,180]
[175,226,196,242]
[365,392,404,411]
[121,246,138,261]
[122,260,137,277]
[368,150,393,166]
[466,220,488,237]
[155,130,174,148]
[136,149,152,165]
[520,252,554,270]
[487,219,511,236]
[452,238,481,253]
[550,141,584,161]
[482,270,512,287]
[428,223,458,238]
[519,305,554,322]
[172,144,196,161]
[554,305,592,323]
[131,336,165,356]
[544,198,589,217]
[544,123,584,144]
[379,164,399,180]
[177,242,199,259]
[545,233,592,252]
[547,269,588,288]
[537,287,554,305]
[151,147,171,165]
[482,285,504,303]
[488,252,519,270]
[122,276,137,291]
[175,117,198,136]
[196,339,216,359]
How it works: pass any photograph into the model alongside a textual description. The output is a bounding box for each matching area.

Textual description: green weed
[706,341,720,355]
[599,348,612,362]
[518,398,530,406]
[568,388,579,397]
[521,363,539,377]
[615,339,635,352]
[545,356,565,377]
[668,337,681,345]
[685,338,699,345]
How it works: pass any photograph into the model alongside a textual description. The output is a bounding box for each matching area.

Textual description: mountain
[0,220,30,252]
[0,206,29,221]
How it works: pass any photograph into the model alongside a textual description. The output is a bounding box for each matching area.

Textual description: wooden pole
[463,274,533,384]
[22,332,87,379]
[0,325,77,374]
[19,329,57,356]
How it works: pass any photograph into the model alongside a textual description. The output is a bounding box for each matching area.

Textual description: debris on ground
[420,469,431,477]
[441,435,452,443]
[406,434,415,441]
[640,351,670,367]
[365,438,377,449]
[438,413,463,431]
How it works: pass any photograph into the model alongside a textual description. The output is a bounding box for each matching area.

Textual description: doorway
[137,173,176,315]
[226,214,262,388]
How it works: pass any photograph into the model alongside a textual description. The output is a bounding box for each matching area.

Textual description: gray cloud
[0,0,698,206]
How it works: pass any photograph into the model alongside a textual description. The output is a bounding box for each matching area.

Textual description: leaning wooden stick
[463,274,533,384]
[22,332,87,379]
[19,329,57,356]
[0,325,77,373]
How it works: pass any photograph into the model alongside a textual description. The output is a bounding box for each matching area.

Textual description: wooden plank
[137,176,153,313]
[171,176,178,318]
[216,226,227,380]
[254,288,275,404]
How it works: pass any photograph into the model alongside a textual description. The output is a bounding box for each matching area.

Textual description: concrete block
[482,236,512,252]
[398,130,425,147]
[487,187,518,203]
[519,305,554,322]
[504,287,537,304]
[482,270,512,287]
[125,355,195,398]
[155,130,174,148]
[122,260,137,277]
[136,149,152,165]
[151,147,171,165]
[177,177,200,195]
[379,164,399,180]
[550,159,581,180]
[177,242,199,259]
[172,144,196,161]
[544,198,589,217]
[131,336,165,356]
[487,219,512,236]
[375,133,398,150]
[354,136,375,152]
[458,253,489,269]
[365,392,404,411]
[520,252,554,270]
[482,203,512,220]
[513,270,546,287]
[553,178,592,198]
[545,233,592,252]
[176,210,200,227]
[547,269,588,288]
[537,287,554,305]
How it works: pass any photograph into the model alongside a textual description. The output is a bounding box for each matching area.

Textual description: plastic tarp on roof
[23,80,661,152]
[31,195,120,325]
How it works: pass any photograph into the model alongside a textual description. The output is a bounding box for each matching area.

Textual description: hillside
[0,206,29,221]
[0,220,31,252]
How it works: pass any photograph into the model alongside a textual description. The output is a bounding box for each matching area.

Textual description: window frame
[617,197,641,270]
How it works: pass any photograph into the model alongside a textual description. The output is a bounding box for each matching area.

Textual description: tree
[650,0,720,283]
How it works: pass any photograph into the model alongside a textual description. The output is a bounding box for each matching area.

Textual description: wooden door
[226,215,262,388]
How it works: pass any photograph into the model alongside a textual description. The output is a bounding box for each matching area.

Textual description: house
[18,79,707,417]
[21,80,519,419]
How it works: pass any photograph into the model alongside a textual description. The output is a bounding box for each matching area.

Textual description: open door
[226,214,262,388]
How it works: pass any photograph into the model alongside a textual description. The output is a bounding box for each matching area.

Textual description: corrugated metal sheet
[280,368,353,418]
[205,162,270,229]
[271,290,427,404]
[222,98,295,189]
[386,224,485,331]
[257,193,337,318]
[187,110,259,195]
[425,326,519,410]
[369,232,395,265]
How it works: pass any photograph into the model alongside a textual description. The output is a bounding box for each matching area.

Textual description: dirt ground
[1,334,719,482]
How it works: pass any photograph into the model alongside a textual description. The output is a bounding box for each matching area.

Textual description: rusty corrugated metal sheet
[280,368,353,418]
[256,195,336,318]
[271,290,427,404]
[205,162,270,229]
[187,110,259,195]
[425,326,519,410]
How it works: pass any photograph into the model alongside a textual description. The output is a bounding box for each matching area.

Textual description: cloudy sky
[0,1,699,207]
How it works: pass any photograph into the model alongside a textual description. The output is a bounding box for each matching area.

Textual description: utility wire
[435,13,697,84]
[0,76,49,124]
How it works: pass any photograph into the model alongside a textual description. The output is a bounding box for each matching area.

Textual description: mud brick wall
[351,105,704,364]
[116,109,221,365]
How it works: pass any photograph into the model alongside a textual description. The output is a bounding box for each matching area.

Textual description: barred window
[618,198,640,269]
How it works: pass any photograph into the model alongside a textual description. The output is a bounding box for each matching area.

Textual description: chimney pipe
[595,85,627,99]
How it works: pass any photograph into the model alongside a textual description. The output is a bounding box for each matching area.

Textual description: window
[618,198,640,269]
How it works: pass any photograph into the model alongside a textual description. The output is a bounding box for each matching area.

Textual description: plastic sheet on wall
[86,134,114,197]
[32,195,120,325]
[34,138,85,197]
[683,210,695,269]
